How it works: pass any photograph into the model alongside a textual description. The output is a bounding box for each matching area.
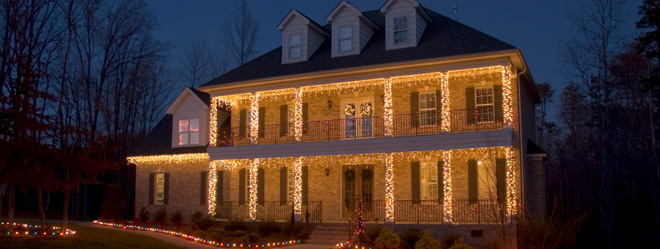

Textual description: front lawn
[0,223,185,249]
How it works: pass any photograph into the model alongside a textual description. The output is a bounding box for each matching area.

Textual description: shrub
[375,227,401,249]
[209,228,225,242]
[192,211,203,224]
[400,229,422,247]
[366,225,385,242]
[232,236,250,245]
[153,207,168,223]
[170,210,184,225]
[195,215,216,231]
[294,222,311,239]
[247,232,260,242]
[226,218,249,231]
[257,219,279,236]
[415,232,442,249]
[138,207,150,223]
[229,230,247,238]
[442,234,464,248]
[448,241,474,249]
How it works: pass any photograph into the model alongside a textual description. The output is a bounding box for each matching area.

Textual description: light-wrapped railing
[453,200,505,224]
[302,116,385,142]
[214,201,322,223]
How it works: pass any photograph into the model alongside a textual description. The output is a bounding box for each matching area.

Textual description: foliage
[153,207,168,223]
[226,218,249,231]
[516,214,585,249]
[170,210,184,225]
[374,227,400,249]
[98,184,126,221]
[442,234,464,249]
[138,207,150,223]
[232,236,250,245]
[448,241,473,249]
[400,229,421,247]
[193,215,216,231]
[414,232,441,249]
[280,222,310,239]
[256,219,279,236]
[366,225,385,242]
[247,232,260,242]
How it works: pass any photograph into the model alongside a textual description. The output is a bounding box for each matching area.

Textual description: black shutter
[239,169,246,205]
[466,88,476,124]
[200,171,208,205]
[410,92,419,128]
[258,168,265,205]
[239,109,247,138]
[280,105,288,136]
[164,173,170,205]
[280,167,288,205]
[302,103,309,135]
[493,85,503,122]
[148,173,154,205]
[411,162,420,204]
[496,158,506,204]
[468,159,478,204]
[302,166,309,205]
[216,171,223,205]
[436,90,442,127]
[258,107,266,138]
[437,160,444,204]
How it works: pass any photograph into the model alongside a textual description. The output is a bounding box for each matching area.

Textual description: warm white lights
[127,153,209,165]
[384,154,395,223]
[293,157,303,220]
[383,80,393,136]
[501,66,514,127]
[209,98,219,146]
[442,151,453,223]
[440,75,450,132]
[248,159,259,221]
[207,169,217,215]
[294,89,303,142]
[505,146,518,218]
[250,94,260,144]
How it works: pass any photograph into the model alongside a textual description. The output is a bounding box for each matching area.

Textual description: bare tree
[180,37,229,87]
[223,0,259,66]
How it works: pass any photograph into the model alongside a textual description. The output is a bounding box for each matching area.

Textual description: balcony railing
[346,199,502,224]
[216,108,504,146]
[214,201,322,223]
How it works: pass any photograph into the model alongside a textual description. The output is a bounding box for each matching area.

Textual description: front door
[343,100,373,139]
[342,164,374,219]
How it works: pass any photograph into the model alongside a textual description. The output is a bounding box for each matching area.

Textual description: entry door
[342,165,374,218]
[343,101,373,138]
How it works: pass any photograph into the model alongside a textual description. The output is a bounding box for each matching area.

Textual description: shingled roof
[130,114,207,156]
[201,8,516,88]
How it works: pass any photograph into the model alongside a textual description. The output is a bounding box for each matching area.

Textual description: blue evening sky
[145,0,642,116]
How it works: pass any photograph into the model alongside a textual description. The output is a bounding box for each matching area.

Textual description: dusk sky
[145,0,642,117]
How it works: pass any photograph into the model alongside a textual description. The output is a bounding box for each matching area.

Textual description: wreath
[360,102,372,116]
[345,104,355,116]
[361,169,373,181]
[344,169,356,181]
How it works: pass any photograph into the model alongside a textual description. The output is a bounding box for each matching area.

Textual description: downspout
[516,64,528,218]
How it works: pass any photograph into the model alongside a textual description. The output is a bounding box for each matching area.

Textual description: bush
[209,228,225,242]
[229,230,247,238]
[153,207,168,223]
[170,210,184,225]
[226,218,249,231]
[257,219,279,236]
[192,211,203,224]
[195,216,216,231]
[138,207,150,223]
[247,232,260,242]
[415,232,442,249]
[375,227,401,249]
[443,234,464,248]
[232,236,250,245]
[448,242,474,249]
[294,222,311,239]
[366,225,385,242]
[400,229,422,247]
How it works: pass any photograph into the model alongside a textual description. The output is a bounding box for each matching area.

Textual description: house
[128,0,545,246]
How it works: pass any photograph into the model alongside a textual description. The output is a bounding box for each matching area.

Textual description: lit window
[289,34,302,59]
[475,87,495,122]
[421,161,438,201]
[419,92,437,126]
[338,26,352,52]
[393,16,408,44]
[155,173,165,204]
[178,118,200,145]
[477,160,497,200]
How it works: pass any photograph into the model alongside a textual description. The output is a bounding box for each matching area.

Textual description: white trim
[166,88,209,114]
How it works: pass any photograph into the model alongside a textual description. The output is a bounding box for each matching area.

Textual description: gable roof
[201,8,515,88]
[166,87,210,114]
[379,0,431,22]
[326,0,379,30]
[278,9,329,36]
[130,114,207,156]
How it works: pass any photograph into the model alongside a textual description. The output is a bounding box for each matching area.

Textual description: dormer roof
[278,9,329,36]
[166,87,210,114]
[379,0,431,22]
[326,0,378,30]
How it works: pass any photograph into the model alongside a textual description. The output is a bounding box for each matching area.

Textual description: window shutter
[280,105,288,136]
[216,171,223,205]
[148,173,154,205]
[411,162,420,204]
[302,103,309,135]
[164,173,170,205]
[436,90,442,127]
[280,167,288,205]
[258,107,266,138]
[468,159,478,204]
[200,171,208,205]
[239,109,247,138]
[437,160,444,204]
[410,92,419,127]
[493,85,503,122]
[466,88,475,124]
[496,158,506,204]
[239,169,246,205]
[302,166,309,205]
[258,168,265,205]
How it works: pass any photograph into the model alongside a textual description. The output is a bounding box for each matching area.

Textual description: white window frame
[475,87,495,123]
[289,33,302,59]
[178,118,200,145]
[393,16,409,45]
[154,173,165,205]
[338,25,352,53]
[419,92,437,127]
[420,161,438,201]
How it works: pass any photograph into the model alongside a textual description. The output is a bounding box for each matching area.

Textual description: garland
[345,104,355,116]
[344,169,355,182]
[361,169,372,181]
[360,102,372,116]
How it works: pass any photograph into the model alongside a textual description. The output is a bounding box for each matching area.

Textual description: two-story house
[129,0,546,245]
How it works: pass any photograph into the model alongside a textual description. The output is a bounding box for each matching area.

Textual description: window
[421,161,438,201]
[155,173,165,204]
[419,92,437,126]
[393,16,408,44]
[477,160,497,200]
[178,119,199,145]
[338,25,352,52]
[475,87,495,122]
[289,34,302,59]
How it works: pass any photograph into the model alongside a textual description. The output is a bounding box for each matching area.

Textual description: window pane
[394,16,408,30]
[189,119,199,132]
[190,132,199,145]
[179,120,189,132]
[339,39,351,52]
[394,30,408,44]
[179,133,189,145]
[289,34,301,46]
[155,173,165,204]
[290,46,301,58]
[339,26,351,39]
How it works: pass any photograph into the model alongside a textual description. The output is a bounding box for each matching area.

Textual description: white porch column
[505,146,518,223]
[294,89,303,142]
[385,154,395,223]
[501,66,514,128]
[209,98,219,146]
[248,159,259,221]
[207,162,217,215]
[383,81,393,137]
[441,74,451,132]
[250,94,260,144]
[442,151,453,223]
[293,157,303,221]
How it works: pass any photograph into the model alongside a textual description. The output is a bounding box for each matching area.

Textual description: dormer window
[338,26,352,52]
[289,34,302,59]
[178,118,200,145]
[393,16,409,44]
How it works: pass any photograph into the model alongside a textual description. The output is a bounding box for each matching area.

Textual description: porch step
[307,223,351,245]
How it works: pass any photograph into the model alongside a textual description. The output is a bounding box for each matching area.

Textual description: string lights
[505,146,518,218]
[442,151,453,223]
[1,222,76,236]
[440,74,451,132]
[294,89,303,142]
[209,98,219,146]
[293,157,303,220]
[383,80,393,136]
[384,154,394,223]
[207,169,217,215]
[250,94,260,144]
[127,153,209,165]
[248,159,259,221]
[501,66,514,127]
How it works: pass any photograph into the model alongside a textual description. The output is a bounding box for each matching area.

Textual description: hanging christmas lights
[293,157,303,219]
[505,146,518,217]
[441,75,451,132]
[384,154,395,223]
[294,89,303,142]
[209,98,219,146]
[501,66,514,127]
[250,94,260,144]
[127,153,209,165]
[248,159,259,221]
[207,168,217,215]
[383,80,393,136]
[442,151,453,223]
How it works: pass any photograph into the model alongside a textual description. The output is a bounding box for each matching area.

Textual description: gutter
[517,64,528,218]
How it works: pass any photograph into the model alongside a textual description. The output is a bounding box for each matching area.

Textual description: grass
[0,223,185,249]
